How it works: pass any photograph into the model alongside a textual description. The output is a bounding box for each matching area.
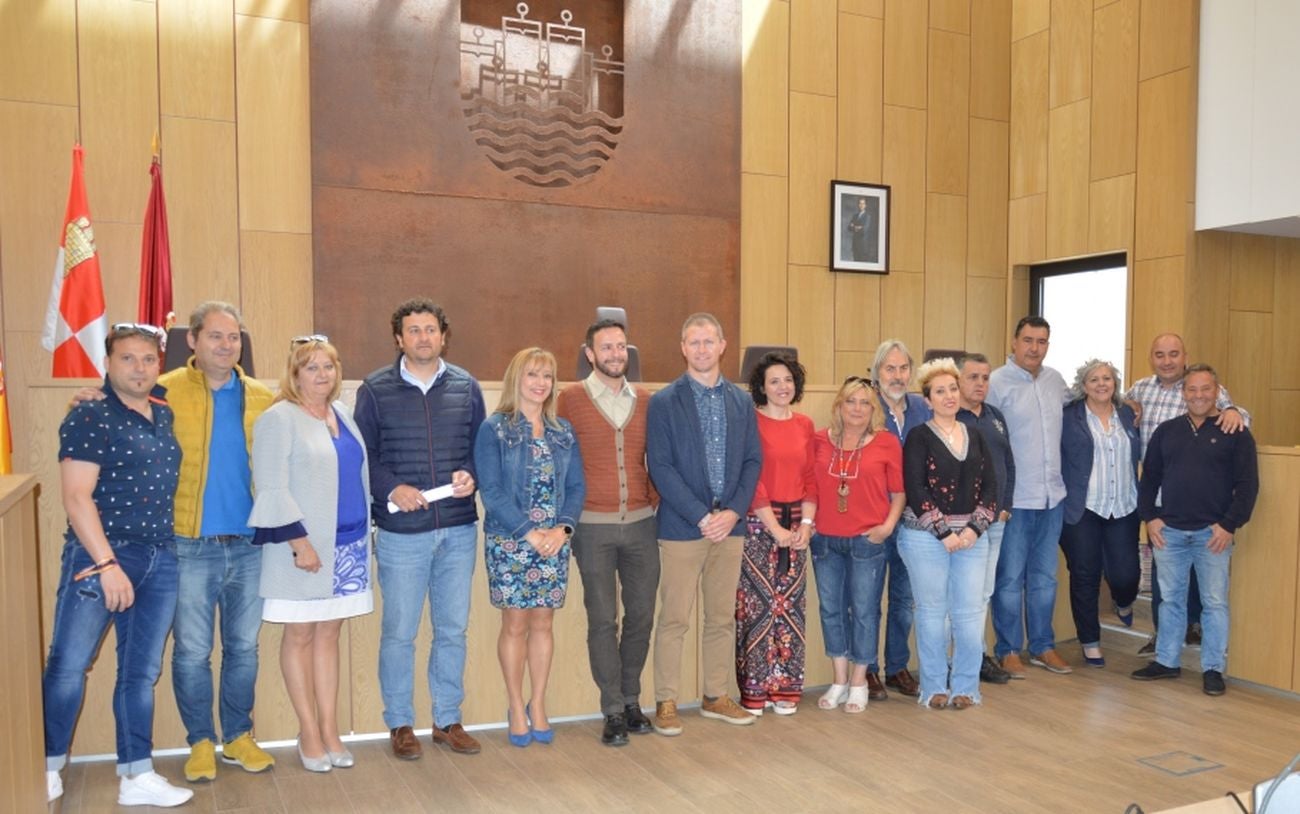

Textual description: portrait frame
[830,180,890,274]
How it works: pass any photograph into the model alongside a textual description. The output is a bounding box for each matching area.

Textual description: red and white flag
[41,144,108,378]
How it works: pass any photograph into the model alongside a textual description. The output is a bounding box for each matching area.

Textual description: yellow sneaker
[184,739,217,782]
[221,733,275,773]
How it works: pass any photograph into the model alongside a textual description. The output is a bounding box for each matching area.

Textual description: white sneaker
[118,771,194,807]
[47,770,63,803]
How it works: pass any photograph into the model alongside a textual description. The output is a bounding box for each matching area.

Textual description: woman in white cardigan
[249,337,372,772]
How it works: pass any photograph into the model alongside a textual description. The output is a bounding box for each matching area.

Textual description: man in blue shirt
[646,313,762,736]
[988,316,1073,677]
[864,339,930,699]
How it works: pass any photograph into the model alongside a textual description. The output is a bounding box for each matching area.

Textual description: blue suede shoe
[1113,602,1134,628]
[1082,647,1106,668]
[507,709,532,748]
[525,703,554,745]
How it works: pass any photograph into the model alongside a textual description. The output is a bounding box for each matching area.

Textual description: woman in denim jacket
[474,347,585,747]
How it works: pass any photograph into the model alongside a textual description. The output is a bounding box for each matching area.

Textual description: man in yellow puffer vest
[159,302,276,782]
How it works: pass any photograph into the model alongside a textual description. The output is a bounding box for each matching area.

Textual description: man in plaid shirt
[1125,333,1249,656]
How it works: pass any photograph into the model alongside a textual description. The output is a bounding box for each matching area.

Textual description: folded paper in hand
[387,484,456,514]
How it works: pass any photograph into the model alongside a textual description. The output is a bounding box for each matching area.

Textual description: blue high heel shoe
[507,708,532,748]
[525,703,554,745]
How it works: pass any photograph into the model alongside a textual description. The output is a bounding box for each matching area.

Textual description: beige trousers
[652,536,743,701]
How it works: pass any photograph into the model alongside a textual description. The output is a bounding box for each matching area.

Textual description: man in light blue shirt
[987,316,1073,678]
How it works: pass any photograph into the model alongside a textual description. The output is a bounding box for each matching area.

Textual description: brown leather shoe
[1001,653,1027,680]
[885,669,920,697]
[1029,649,1074,675]
[390,726,422,760]
[865,672,888,701]
[431,723,481,755]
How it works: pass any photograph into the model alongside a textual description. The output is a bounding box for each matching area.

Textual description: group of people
[40,300,1261,808]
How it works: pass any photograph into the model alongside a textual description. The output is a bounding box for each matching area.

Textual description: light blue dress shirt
[987,356,1067,510]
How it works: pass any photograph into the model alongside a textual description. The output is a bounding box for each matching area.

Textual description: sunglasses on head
[111,322,165,339]
[291,334,329,347]
[843,375,875,387]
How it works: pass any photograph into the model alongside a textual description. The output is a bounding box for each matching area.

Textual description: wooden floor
[47,625,1300,814]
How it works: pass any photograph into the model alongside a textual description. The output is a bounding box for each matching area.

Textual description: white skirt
[262,590,373,623]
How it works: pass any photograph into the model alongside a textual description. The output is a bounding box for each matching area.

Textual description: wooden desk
[0,474,46,812]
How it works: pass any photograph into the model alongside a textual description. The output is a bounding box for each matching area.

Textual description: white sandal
[843,684,870,714]
[772,700,798,716]
[818,683,849,710]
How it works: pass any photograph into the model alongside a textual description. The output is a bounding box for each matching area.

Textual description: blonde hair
[275,339,342,405]
[495,347,560,428]
[916,357,960,397]
[828,377,885,439]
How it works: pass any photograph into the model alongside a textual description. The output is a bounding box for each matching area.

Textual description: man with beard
[557,319,659,746]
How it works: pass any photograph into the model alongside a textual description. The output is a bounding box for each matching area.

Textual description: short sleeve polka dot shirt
[58,381,182,546]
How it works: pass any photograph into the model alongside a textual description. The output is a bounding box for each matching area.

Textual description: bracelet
[800,518,814,526]
[74,558,120,582]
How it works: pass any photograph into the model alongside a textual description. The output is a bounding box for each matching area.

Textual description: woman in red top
[736,353,817,715]
[808,376,905,714]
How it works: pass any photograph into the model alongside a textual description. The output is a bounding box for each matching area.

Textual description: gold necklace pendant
[837,479,850,512]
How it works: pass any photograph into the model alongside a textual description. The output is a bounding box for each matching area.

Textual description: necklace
[302,402,330,421]
[831,431,868,513]
[932,420,960,444]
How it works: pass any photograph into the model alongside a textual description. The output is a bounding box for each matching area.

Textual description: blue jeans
[1059,511,1140,647]
[992,503,1063,657]
[809,533,887,665]
[872,529,915,675]
[1152,526,1231,672]
[171,534,263,745]
[981,520,1005,650]
[898,527,988,704]
[376,523,478,729]
[1150,549,1203,630]
[44,540,179,776]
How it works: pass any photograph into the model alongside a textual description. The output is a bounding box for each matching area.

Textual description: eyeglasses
[111,322,165,339]
[291,334,329,347]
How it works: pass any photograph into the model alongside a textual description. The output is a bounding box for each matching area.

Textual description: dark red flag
[139,155,174,333]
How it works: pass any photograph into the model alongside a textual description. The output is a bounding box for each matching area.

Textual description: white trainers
[118,771,194,807]
[47,770,63,803]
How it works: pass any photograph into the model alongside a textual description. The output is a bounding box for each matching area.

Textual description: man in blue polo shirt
[44,323,191,807]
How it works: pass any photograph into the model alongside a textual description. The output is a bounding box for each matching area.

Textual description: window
[1029,253,1128,388]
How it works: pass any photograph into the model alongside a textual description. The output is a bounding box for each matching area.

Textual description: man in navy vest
[355,299,486,759]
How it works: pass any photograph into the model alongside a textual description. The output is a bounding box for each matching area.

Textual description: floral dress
[485,437,571,609]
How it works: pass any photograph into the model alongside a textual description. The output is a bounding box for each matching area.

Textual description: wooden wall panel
[1227,311,1274,436]
[968,118,1010,277]
[159,0,236,120]
[882,105,927,272]
[835,350,875,383]
[836,12,884,181]
[240,231,315,367]
[1131,256,1185,359]
[0,102,80,335]
[1046,99,1090,258]
[1137,0,1193,81]
[77,0,159,224]
[883,0,927,108]
[740,173,790,347]
[1088,172,1135,253]
[787,265,836,384]
[965,276,1007,358]
[788,93,837,266]
[1090,0,1138,180]
[1008,193,1046,266]
[1049,0,1092,108]
[927,29,970,195]
[1010,31,1049,197]
[834,272,881,351]
[923,193,968,351]
[1273,241,1300,384]
[1185,230,1232,373]
[1012,0,1050,40]
[1228,233,1276,314]
[931,0,971,34]
[1010,265,1030,328]
[841,0,884,16]
[94,222,146,327]
[161,116,241,312]
[791,0,837,96]
[235,0,309,22]
[880,270,925,357]
[742,0,790,176]
[1272,392,1300,452]
[970,0,1012,121]
[235,13,311,234]
[0,0,78,106]
[1133,68,1190,262]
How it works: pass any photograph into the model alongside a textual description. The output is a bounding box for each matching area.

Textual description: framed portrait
[830,180,890,274]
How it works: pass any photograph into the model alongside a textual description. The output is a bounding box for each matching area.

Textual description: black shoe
[1137,635,1157,657]
[1186,623,1202,646]
[1131,661,1182,681]
[1203,670,1226,696]
[979,654,1011,684]
[601,714,629,746]
[624,704,654,735]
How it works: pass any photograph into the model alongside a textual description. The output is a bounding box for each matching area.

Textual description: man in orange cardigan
[557,319,659,747]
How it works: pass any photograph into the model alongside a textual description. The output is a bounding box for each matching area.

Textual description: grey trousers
[572,516,661,715]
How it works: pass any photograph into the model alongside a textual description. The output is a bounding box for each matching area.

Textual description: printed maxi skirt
[736,500,807,710]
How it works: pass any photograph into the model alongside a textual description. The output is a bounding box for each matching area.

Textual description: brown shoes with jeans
[390,726,422,760]
[432,723,481,754]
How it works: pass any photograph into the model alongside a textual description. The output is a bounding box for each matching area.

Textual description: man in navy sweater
[646,312,762,736]
[1131,364,1258,696]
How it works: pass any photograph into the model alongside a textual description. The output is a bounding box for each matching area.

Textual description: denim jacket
[473,412,586,540]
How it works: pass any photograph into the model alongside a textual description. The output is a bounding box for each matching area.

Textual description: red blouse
[750,411,817,511]
[808,429,904,537]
